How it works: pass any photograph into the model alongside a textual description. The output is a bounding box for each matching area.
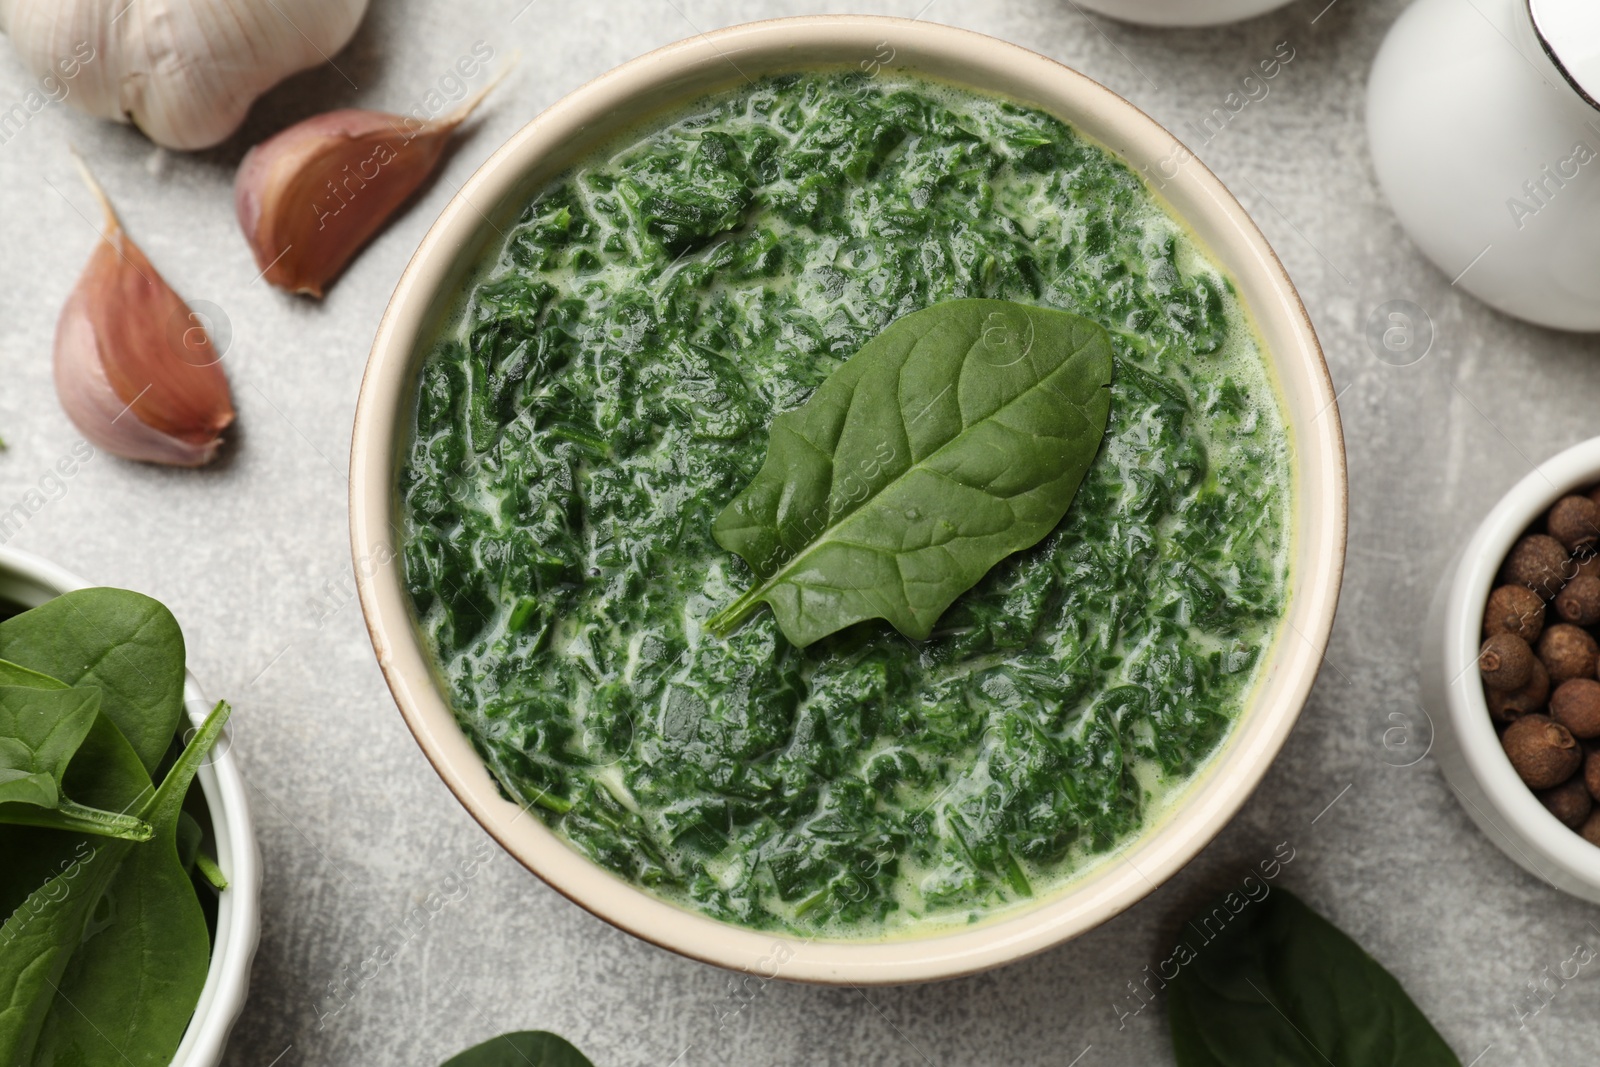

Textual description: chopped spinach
[401,73,1290,934]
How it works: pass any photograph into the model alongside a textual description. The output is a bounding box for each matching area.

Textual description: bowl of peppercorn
[1423,437,1600,902]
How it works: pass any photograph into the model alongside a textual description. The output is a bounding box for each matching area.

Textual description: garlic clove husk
[235,72,507,298]
[54,158,235,467]
[1,0,369,151]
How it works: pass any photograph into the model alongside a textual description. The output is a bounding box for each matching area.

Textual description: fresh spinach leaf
[0,718,154,1067]
[0,684,154,841]
[0,588,187,777]
[709,299,1112,646]
[0,659,68,689]
[27,701,230,1067]
[193,851,228,892]
[176,808,203,873]
[1167,888,1461,1067]
[0,831,134,1065]
[0,685,99,808]
[441,1031,595,1067]
[176,809,228,891]
[0,714,152,923]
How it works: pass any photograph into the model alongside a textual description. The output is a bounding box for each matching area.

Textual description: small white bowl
[1422,437,1600,903]
[0,546,260,1067]
[1072,0,1294,27]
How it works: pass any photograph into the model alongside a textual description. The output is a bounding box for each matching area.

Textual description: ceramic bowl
[350,15,1347,984]
[1367,0,1600,330]
[1422,437,1600,903]
[1073,0,1294,27]
[0,546,261,1066]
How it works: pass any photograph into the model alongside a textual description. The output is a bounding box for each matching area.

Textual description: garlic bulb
[235,69,508,297]
[55,157,235,466]
[0,0,369,150]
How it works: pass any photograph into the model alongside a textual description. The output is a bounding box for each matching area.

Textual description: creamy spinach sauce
[400,72,1290,937]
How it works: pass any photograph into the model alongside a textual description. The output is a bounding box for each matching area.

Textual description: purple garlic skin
[56,163,234,466]
[236,70,505,297]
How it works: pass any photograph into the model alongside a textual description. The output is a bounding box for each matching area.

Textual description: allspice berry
[1551,677,1600,738]
[1484,584,1546,643]
[1479,632,1534,691]
[1538,775,1593,830]
[1502,715,1582,789]
[1501,534,1569,597]
[1581,809,1600,847]
[1577,551,1600,582]
[1547,495,1600,552]
[1589,750,1600,803]
[1538,623,1599,685]
[1487,658,1550,723]
[1555,574,1600,626]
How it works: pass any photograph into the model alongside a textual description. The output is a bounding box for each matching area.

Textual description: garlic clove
[54,156,235,467]
[235,70,509,298]
[1,0,370,151]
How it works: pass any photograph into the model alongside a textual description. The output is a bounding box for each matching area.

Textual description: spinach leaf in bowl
[0,710,153,922]
[0,588,187,777]
[0,682,154,841]
[0,587,232,1067]
[710,298,1113,646]
[28,703,229,1064]
[0,700,228,1065]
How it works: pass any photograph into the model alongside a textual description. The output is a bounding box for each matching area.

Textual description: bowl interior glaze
[350,15,1346,984]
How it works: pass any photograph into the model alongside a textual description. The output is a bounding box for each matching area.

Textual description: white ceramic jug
[1072,0,1294,25]
[1368,0,1600,331]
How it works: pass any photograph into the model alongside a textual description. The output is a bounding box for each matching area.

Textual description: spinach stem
[705,590,762,638]
[193,851,229,891]
[44,799,155,842]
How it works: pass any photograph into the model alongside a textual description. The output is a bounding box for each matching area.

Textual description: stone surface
[1,0,1596,1064]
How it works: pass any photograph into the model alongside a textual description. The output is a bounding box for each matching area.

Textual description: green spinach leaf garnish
[441,1031,595,1066]
[709,298,1113,646]
[1168,888,1461,1066]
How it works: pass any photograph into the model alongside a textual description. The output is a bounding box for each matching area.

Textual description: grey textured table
[2,1,1596,1064]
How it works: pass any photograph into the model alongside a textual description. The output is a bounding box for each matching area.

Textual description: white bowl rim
[350,14,1347,984]
[1438,437,1600,889]
[1072,0,1296,28]
[0,544,261,1066]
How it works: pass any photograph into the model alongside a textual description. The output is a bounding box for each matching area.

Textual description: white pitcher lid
[1529,0,1600,109]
